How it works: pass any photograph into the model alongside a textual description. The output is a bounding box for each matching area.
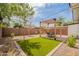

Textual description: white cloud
[30,3,45,18]
[29,3,46,20]
[30,3,45,7]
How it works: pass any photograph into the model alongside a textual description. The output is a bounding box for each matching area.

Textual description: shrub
[67,35,76,47]
[0,23,6,28]
[11,33,15,37]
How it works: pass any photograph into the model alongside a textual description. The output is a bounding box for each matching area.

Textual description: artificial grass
[17,37,60,56]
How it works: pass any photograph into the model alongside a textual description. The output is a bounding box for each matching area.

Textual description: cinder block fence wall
[1,24,79,38]
[1,26,68,37]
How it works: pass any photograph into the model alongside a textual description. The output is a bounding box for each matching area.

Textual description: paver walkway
[52,40,79,56]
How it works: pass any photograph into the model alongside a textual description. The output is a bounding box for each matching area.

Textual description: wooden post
[30,22,31,35]
[40,22,41,37]
[60,27,62,37]
[54,22,56,40]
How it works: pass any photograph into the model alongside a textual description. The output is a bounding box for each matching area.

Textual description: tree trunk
[0,15,3,45]
[0,15,3,28]
[0,13,3,21]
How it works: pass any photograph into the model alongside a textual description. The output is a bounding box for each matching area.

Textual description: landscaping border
[47,40,65,56]
[14,41,26,56]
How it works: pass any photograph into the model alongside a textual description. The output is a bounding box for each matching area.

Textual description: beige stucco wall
[71,3,79,8]
[68,24,79,37]
[71,3,79,23]
[41,23,54,28]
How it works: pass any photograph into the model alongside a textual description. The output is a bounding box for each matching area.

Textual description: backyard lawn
[17,37,60,56]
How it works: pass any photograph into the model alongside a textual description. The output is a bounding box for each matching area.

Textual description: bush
[67,35,76,47]
[11,33,15,37]
[0,23,6,28]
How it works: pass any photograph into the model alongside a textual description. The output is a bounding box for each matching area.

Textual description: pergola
[40,18,62,37]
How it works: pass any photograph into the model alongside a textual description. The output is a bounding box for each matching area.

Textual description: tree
[63,20,73,26]
[0,3,35,28]
[14,23,23,28]
[56,16,65,26]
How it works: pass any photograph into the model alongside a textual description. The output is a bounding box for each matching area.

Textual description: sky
[29,3,72,27]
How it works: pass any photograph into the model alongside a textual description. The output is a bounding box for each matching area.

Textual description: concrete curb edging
[14,41,26,56]
[47,41,64,56]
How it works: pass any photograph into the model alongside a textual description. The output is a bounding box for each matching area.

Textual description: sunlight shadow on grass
[17,40,41,56]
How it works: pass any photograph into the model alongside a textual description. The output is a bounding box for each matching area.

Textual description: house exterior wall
[71,3,79,23]
[68,24,79,37]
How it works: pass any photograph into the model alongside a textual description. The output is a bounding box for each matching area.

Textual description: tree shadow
[41,37,63,43]
[73,47,79,49]
[17,40,41,56]
[72,45,79,49]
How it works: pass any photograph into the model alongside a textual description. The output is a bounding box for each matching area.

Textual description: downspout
[69,3,74,24]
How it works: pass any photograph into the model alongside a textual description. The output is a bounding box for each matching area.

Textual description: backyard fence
[2,26,68,37]
[2,28,40,37]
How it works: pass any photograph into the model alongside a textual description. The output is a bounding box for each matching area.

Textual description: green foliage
[56,16,65,26]
[63,20,74,26]
[0,3,35,19]
[67,35,76,47]
[0,3,35,28]
[11,33,15,37]
[0,23,3,28]
[0,23,7,28]
[17,37,60,56]
[17,40,40,55]
[14,23,23,28]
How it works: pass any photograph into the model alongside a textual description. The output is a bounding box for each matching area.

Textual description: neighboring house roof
[41,18,56,24]
[40,18,61,24]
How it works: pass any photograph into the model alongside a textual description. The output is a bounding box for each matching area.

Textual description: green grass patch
[17,37,60,56]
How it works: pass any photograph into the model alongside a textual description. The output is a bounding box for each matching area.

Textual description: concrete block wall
[68,24,79,37]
